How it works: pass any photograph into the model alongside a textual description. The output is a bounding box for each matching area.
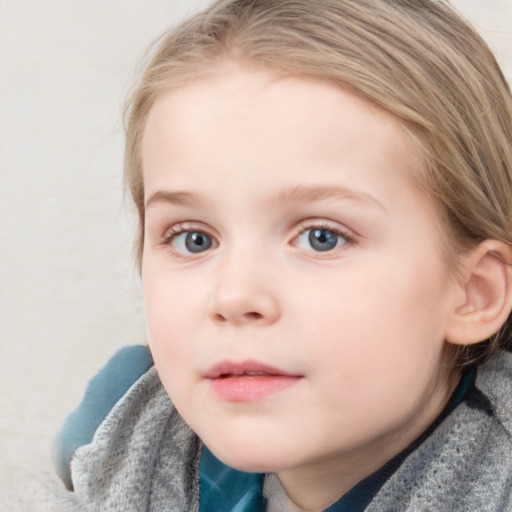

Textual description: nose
[209,255,281,327]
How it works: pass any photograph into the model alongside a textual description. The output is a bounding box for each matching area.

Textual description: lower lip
[209,375,301,401]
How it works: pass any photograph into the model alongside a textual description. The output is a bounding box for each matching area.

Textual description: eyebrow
[145,185,386,212]
[273,185,387,212]
[145,190,199,209]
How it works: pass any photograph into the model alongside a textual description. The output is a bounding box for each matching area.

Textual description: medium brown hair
[124,0,512,366]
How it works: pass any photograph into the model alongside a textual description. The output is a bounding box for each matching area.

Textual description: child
[54,0,512,510]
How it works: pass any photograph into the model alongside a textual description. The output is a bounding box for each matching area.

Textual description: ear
[445,240,512,346]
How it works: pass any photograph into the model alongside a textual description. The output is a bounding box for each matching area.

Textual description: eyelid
[295,219,354,239]
[162,221,216,240]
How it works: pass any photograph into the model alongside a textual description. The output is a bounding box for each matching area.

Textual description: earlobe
[446,240,512,346]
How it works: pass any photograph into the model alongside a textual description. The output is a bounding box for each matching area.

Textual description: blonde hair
[124,0,512,366]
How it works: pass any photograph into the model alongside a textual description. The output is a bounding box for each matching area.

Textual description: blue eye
[172,231,214,254]
[297,227,348,252]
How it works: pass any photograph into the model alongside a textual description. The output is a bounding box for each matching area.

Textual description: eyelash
[294,221,354,249]
[160,220,354,258]
[161,223,217,257]
[161,224,199,245]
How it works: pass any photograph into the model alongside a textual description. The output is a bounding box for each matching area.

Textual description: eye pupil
[308,229,338,251]
[185,232,212,253]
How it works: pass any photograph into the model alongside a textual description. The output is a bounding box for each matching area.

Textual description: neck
[277,367,461,511]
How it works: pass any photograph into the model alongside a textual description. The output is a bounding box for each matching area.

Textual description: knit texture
[53,345,154,489]
[71,367,200,512]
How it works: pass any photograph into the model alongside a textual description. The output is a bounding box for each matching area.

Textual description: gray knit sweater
[64,353,512,511]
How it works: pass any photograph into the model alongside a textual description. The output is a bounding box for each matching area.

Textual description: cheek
[142,271,200,385]
[297,259,450,389]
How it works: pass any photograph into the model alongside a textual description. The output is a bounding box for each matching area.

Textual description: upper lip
[204,360,302,379]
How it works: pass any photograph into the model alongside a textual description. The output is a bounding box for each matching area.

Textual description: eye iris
[308,229,338,251]
[185,232,212,253]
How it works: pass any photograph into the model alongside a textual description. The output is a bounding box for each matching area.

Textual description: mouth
[205,360,299,379]
[205,360,303,402]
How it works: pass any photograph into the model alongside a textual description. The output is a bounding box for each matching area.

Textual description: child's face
[141,64,460,486]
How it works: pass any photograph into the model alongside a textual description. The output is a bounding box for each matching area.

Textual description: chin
[203,438,294,473]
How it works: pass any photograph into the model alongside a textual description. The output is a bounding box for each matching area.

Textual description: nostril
[244,312,263,320]
[212,311,262,323]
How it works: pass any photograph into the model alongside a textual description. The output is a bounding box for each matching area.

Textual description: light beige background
[0,0,511,502]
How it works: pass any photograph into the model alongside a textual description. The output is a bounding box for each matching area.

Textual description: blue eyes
[165,225,349,256]
[171,231,215,254]
[296,228,347,252]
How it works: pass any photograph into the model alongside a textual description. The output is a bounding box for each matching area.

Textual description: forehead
[141,64,425,207]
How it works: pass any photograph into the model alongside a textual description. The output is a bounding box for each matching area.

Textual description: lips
[205,360,299,379]
[205,360,302,401]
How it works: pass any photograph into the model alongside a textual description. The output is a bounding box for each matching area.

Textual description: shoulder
[370,353,512,511]
[53,345,201,510]
[53,345,154,489]
[476,351,512,437]
[68,358,200,511]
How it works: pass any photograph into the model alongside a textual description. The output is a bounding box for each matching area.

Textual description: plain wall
[1,0,511,499]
